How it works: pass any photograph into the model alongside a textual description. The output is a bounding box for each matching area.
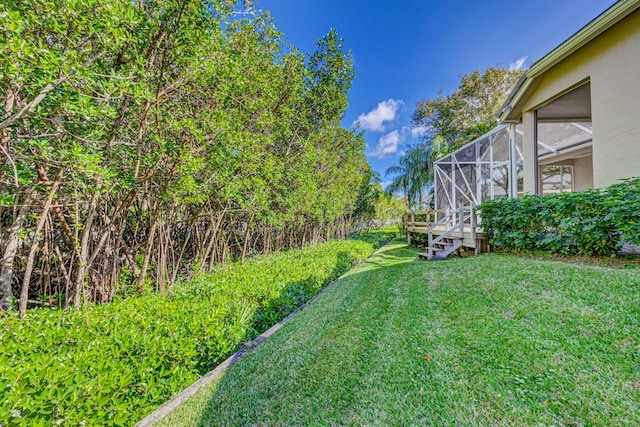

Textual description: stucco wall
[573,156,594,191]
[519,8,640,192]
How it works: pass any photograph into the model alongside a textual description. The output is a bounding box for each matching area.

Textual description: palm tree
[385,143,434,208]
[462,121,496,145]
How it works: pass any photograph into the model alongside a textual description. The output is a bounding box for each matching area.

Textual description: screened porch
[434,124,524,214]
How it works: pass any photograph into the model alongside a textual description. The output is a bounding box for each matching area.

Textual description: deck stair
[418,236,463,260]
[406,204,487,260]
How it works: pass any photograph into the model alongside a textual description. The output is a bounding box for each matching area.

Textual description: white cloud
[353,99,403,132]
[509,56,527,71]
[370,130,405,159]
[409,125,428,138]
[380,180,392,190]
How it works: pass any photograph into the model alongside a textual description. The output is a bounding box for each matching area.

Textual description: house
[499,0,640,195]
[407,0,640,259]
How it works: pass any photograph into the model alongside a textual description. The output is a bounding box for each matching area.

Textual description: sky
[255,0,617,188]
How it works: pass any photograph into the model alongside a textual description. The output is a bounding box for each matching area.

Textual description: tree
[0,0,375,311]
[412,66,524,152]
[304,29,355,127]
[374,188,405,225]
[385,143,433,208]
[384,65,525,211]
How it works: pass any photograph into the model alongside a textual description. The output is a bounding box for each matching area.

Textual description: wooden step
[419,237,463,260]
[441,236,461,242]
[433,241,453,248]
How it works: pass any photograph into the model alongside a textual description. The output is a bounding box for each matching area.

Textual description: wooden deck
[406,224,487,251]
[405,208,490,259]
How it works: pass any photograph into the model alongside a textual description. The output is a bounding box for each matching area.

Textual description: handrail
[427,208,458,231]
[404,205,481,234]
[431,222,461,245]
[405,204,485,259]
[411,209,447,215]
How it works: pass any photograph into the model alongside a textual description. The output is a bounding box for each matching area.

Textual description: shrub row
[478,178,640,255]
[0,230,396,426]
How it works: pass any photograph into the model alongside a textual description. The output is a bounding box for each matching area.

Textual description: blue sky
[256,0,616,187]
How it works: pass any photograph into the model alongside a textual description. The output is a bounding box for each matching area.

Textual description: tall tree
[0,0,376,310]
[304,29,355,128]
[386,65,525,209]
[385,143,433,208]
[412,66,524,152]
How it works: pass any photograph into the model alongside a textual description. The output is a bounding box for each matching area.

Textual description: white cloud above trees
[509,56,527,71]
[370,130,405,159]
[380,180,392,190]
[354,99,403,132]
[410,125,428,138]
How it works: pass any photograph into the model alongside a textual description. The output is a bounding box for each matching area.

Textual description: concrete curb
[134,238,395,426]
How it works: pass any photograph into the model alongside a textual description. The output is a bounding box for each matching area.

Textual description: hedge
[0,230,395,426]
[478,178,640,255]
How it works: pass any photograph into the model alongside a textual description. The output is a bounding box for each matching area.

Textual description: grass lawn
[157,239,640,426]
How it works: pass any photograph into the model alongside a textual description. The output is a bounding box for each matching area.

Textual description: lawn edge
[134,237,397,427]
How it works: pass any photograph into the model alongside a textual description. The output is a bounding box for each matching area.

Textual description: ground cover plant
[479,177,640,255]
[159,239,640,426]
[0,230,395,426]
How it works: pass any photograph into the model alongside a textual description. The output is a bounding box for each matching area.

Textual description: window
[541,165,573,195]
[534,81,592,195]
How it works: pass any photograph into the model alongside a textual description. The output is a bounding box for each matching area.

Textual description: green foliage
[351,172,404,228]
[385,142,432,208]
[0,0,375,309]
[0,231,394,425]
[479,178,640,255]
[413,66,524,150]
[372,188,405,225]
[391,66,523,209]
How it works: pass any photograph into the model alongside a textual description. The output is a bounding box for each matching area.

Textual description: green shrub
[0,230,395,426]
[479,178,640,255]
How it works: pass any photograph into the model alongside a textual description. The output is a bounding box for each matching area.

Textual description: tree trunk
[241,215,253,262]
[19,173,61,317]
[0,189,36,309]
[54,243,72,302]
[1,86,16,175]
[108,190,139,298]
[71,192,99,307]
[156,220,167,293]
[137,209,159,292]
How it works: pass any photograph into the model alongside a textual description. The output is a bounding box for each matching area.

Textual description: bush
[478,178,640,255]
[0,230,395,426]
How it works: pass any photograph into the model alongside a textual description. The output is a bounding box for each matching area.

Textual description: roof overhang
[499,0,640,123]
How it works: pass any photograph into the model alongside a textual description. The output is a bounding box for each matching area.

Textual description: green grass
[159,239,640,426]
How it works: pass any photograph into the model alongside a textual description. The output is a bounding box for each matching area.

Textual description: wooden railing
[405,205,478,229]
[403,209,445,231]
[405,205,489,258]
[404,205,480,239]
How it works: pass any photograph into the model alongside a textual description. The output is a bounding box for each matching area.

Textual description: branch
[0,51,104,131]
[0,143,18,187]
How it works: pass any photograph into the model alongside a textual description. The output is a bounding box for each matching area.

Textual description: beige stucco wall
[518,8,640,193]
[573,156,594,190]
[521,111,536,193]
